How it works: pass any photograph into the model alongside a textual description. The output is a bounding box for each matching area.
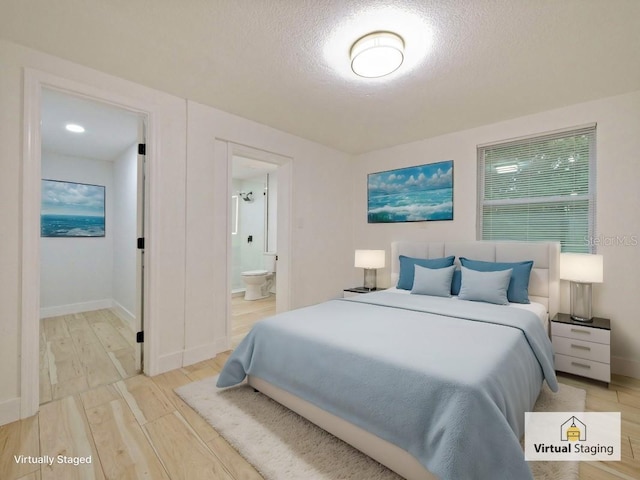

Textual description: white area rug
[176,377,584,480]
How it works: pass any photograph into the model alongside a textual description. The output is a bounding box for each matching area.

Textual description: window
[477,125,596,253]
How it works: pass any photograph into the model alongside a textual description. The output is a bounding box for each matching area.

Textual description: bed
[218,241,560,480]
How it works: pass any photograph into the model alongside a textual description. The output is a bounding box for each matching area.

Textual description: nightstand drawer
[552,335,610,363]
[552,322,610,345]
[555,354,611,383]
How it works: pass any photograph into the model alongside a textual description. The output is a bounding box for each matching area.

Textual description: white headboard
[390,241,560,318]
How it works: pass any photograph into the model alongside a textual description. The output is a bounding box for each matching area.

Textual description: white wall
[0,39,354,424]
[0,39,187,424]
[40,152,114,316]
[185,100,353,367]
[238,177,267,273]
[112,143,138,321]
[39,145,138,322]
[351,90,640,378]
[231,176,269,290]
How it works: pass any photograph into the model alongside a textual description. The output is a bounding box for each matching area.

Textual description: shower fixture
[239,191,254,202]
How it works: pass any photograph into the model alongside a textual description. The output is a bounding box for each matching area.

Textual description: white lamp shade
[354,249,385,269]
[560,253,603,283]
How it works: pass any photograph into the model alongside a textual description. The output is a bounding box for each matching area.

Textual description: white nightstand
[551,313,611,383]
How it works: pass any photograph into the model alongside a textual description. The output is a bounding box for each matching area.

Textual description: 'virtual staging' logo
[561,416,586,442]
[525,412,620,461]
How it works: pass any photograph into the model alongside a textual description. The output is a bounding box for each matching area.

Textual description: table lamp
[354,250,385,290]
[560,253,603,322]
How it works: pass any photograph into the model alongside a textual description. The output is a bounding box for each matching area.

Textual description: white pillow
[411,265,455,297]
[458,266,512,305]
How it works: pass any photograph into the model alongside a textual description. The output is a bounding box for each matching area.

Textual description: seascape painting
[367,160,453,223]
[41,179,106,237]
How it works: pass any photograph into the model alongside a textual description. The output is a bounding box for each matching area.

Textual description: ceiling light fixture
[350,31,405,78]
[65,123,85,133]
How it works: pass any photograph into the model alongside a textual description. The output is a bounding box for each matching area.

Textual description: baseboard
[111,301,137,331]
[40,299,113,318]
[0,397,21,426]
[612,355,640,380]
[156,351,184,375]
[182,337,229,367]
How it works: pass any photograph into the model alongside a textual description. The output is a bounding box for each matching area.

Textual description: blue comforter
[218,292,558,480]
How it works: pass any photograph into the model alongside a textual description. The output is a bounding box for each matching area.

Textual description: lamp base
[570,315,593,323]
[570,281,593,323]
[363,269,377,290]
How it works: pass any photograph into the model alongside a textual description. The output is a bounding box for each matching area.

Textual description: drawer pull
[570,328,591,335]
[571,344,591,351]
[571,361,592,369]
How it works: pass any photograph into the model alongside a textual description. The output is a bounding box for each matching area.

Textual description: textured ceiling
[2,0,639,154]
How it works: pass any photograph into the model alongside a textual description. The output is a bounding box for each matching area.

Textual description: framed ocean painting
[41,179,106,237]
[367,160,454,223]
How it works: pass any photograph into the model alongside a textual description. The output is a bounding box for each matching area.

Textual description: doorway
[225,143,292,347]
[38,88,145,403]
[230,156,278,346]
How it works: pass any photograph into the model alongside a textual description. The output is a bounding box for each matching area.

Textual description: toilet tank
[264,252,277,273]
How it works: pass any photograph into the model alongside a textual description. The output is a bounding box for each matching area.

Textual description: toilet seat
[242,269,269,276]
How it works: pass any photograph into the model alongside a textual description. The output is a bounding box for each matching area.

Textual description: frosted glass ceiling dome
[350,31,405,78]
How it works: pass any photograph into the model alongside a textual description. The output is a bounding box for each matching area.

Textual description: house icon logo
[561,416,586,442]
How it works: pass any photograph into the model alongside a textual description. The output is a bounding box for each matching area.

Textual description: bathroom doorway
[230,156,278,347]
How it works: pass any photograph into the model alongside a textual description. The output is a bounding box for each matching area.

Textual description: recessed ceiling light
[65,124,85,133]
[350,31,405,78]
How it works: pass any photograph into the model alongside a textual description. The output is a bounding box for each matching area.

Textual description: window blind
[477,125,596,253]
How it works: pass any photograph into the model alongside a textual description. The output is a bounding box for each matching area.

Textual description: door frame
[225,142,293,343]
[21,69,155,417]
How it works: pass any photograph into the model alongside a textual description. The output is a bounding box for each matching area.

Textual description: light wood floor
[230,294,276,348]
[39,310,141,405]
[3,298,638,479]
[37,293,274,404]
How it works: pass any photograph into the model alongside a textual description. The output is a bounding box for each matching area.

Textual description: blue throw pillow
[459,257,534,304]
[397,255,455,290]
[411,265,455,297]
[458,267,512,305]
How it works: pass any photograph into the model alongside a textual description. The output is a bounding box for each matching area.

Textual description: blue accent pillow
[459,257,534,304]
[397,255,455,290]
[458,267,512,305]
[411,265,455,297]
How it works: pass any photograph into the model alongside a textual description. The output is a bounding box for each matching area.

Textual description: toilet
[241,252,277,301]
